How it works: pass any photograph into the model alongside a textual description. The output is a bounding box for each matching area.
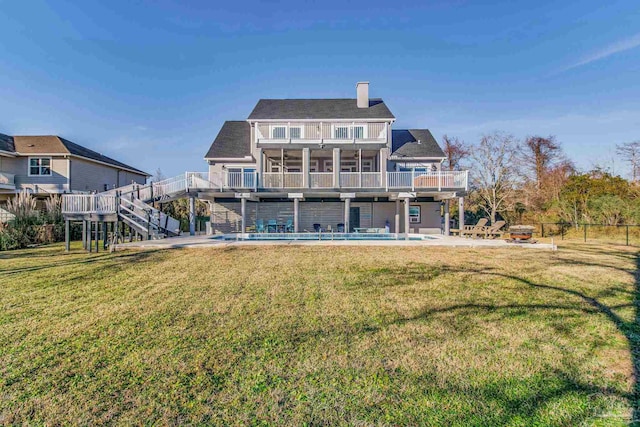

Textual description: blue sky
[1,0,639,177]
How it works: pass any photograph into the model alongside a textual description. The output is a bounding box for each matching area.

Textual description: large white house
[200,82,468,235]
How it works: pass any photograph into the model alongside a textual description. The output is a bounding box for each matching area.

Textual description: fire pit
[508,225,536,243]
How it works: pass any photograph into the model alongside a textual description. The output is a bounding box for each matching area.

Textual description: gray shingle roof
[0,133,15,152]
[248,99,395,120]
[205,121,252,159]
[391,129,446,158]
[58,137,149,175]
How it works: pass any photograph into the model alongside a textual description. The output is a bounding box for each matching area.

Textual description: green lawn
[1,243,638,426]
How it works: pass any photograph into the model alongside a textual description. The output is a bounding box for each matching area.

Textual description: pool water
[211,232,434,241]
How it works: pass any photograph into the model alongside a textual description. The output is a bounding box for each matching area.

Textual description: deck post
[240,197,246,234]
[189,196,196,236]
[294,197,299,233]
[82,220,87,250]
[94,221,99,253]
[302,147,310,188]
[404,197,411,239]
[88,221,92,253]
[395,199,400,236]
[102,221,107,250]
[344,197,351,233]
[458,196,464,229]
[65,220,70,252]
[333,148,341,188]
[444,200,450,235]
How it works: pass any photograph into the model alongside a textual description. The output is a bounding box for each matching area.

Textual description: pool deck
[116,234,556,250]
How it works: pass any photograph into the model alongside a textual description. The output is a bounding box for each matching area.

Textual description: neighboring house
[202,82,469,234]
[0,133,149,203]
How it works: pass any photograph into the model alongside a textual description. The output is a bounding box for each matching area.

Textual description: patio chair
[285,218,294,233]
[256,219,266,233]
[313,223,322,232]
[482,220,507,239]
[451,218,488,238]
[336,223,345,233]
[267,219,278,233]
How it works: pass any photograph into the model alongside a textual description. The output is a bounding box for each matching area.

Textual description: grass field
[1,242,639,426]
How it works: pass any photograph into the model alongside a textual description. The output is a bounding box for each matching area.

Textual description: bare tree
[152,168,166,183]
[616,140,640,182]
[523,136,562,189]
[470,132,519,224]
[441,135,470,171]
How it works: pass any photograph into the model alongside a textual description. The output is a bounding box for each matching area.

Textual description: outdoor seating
[337,223,345,233]
[285,218,294,233]
[267,219,278,233]
[313,223,321,232]
[451,218,489,238]
[481,220,507,239]
[256,219,265,233]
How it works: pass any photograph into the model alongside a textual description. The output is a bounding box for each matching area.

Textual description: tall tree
[616,140,640,182]
[152,168,166,183]
[441,135,469,171]
[470,132,519,224]
[523,136,561,189]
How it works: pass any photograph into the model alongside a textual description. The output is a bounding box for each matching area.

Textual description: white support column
[380,147,388,190]
[256,147,263,177]
[458,196,465,229]
[404,197,411,239]
[395,199,400,234]
[281,148,285,188]
[189,196,196,236]
[294,197,299,232]
[344,197,351,233]
[358,148,362,188]
[333,147,341,188]
[303,147,310,188]
[240,197,246,234]
[444,200,450,235]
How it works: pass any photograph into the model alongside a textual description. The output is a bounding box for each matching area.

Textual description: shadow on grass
[0,250,163,276]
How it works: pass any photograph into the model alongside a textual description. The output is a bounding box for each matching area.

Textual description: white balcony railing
[255,121,388,143]
[262,172,304,189]
[310,172,334,188]
[62,194,117,214]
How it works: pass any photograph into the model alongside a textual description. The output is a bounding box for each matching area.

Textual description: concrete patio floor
[116,234,555,250]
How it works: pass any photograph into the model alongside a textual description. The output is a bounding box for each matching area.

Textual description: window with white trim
[290,127,302,139]
[29,157,51,176]
[272,126,287,139]
[334,126,349,139]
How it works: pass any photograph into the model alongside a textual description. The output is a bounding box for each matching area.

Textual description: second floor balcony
[188,170,469,193]
[255,121,388,145]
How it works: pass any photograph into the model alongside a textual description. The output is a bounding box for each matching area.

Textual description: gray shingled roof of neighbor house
[391,129,446,158]
[0,133,15,152]
[248,99,395,120]
[205,121,252,159]
[11,135,149,175]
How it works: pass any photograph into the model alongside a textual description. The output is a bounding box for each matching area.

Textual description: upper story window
[334,126,349,139]
[290,127,302,139]
[272,126,287,139]
[29,157,51,176]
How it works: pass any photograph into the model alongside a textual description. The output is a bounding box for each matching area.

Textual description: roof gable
[205,121,252,159]
[248,98,395,120]
[12,135,148,175]
[391,129,446,159]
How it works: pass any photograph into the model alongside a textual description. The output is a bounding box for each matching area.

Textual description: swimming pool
[211,232,435,241]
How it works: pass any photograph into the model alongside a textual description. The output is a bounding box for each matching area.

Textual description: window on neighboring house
[272,126,287,139]
[334,126,349,139]
[29,158,51,176]
[352,126,364,139]
[290,127,302,139]
[409,205,421,223]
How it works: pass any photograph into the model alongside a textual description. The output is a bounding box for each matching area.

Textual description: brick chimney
[356,82,369,108]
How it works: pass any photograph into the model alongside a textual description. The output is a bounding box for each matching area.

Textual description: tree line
[442,133,640,226]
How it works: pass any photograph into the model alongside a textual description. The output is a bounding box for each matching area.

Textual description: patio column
[240,197,246,234]
[333,148,341,188]
[379,147,388,189]
[395,199,400,234]
[303,147,310,188]
[344,197,351,232]
[82,220,87,250]
[94,221,99,251]
[458,196,465,229]
[404,197,411,238]
[65,220,70,252]
[189,196,196,236]
[256,147,263,186]
[444,200,450,236]
[294,197,299,232]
